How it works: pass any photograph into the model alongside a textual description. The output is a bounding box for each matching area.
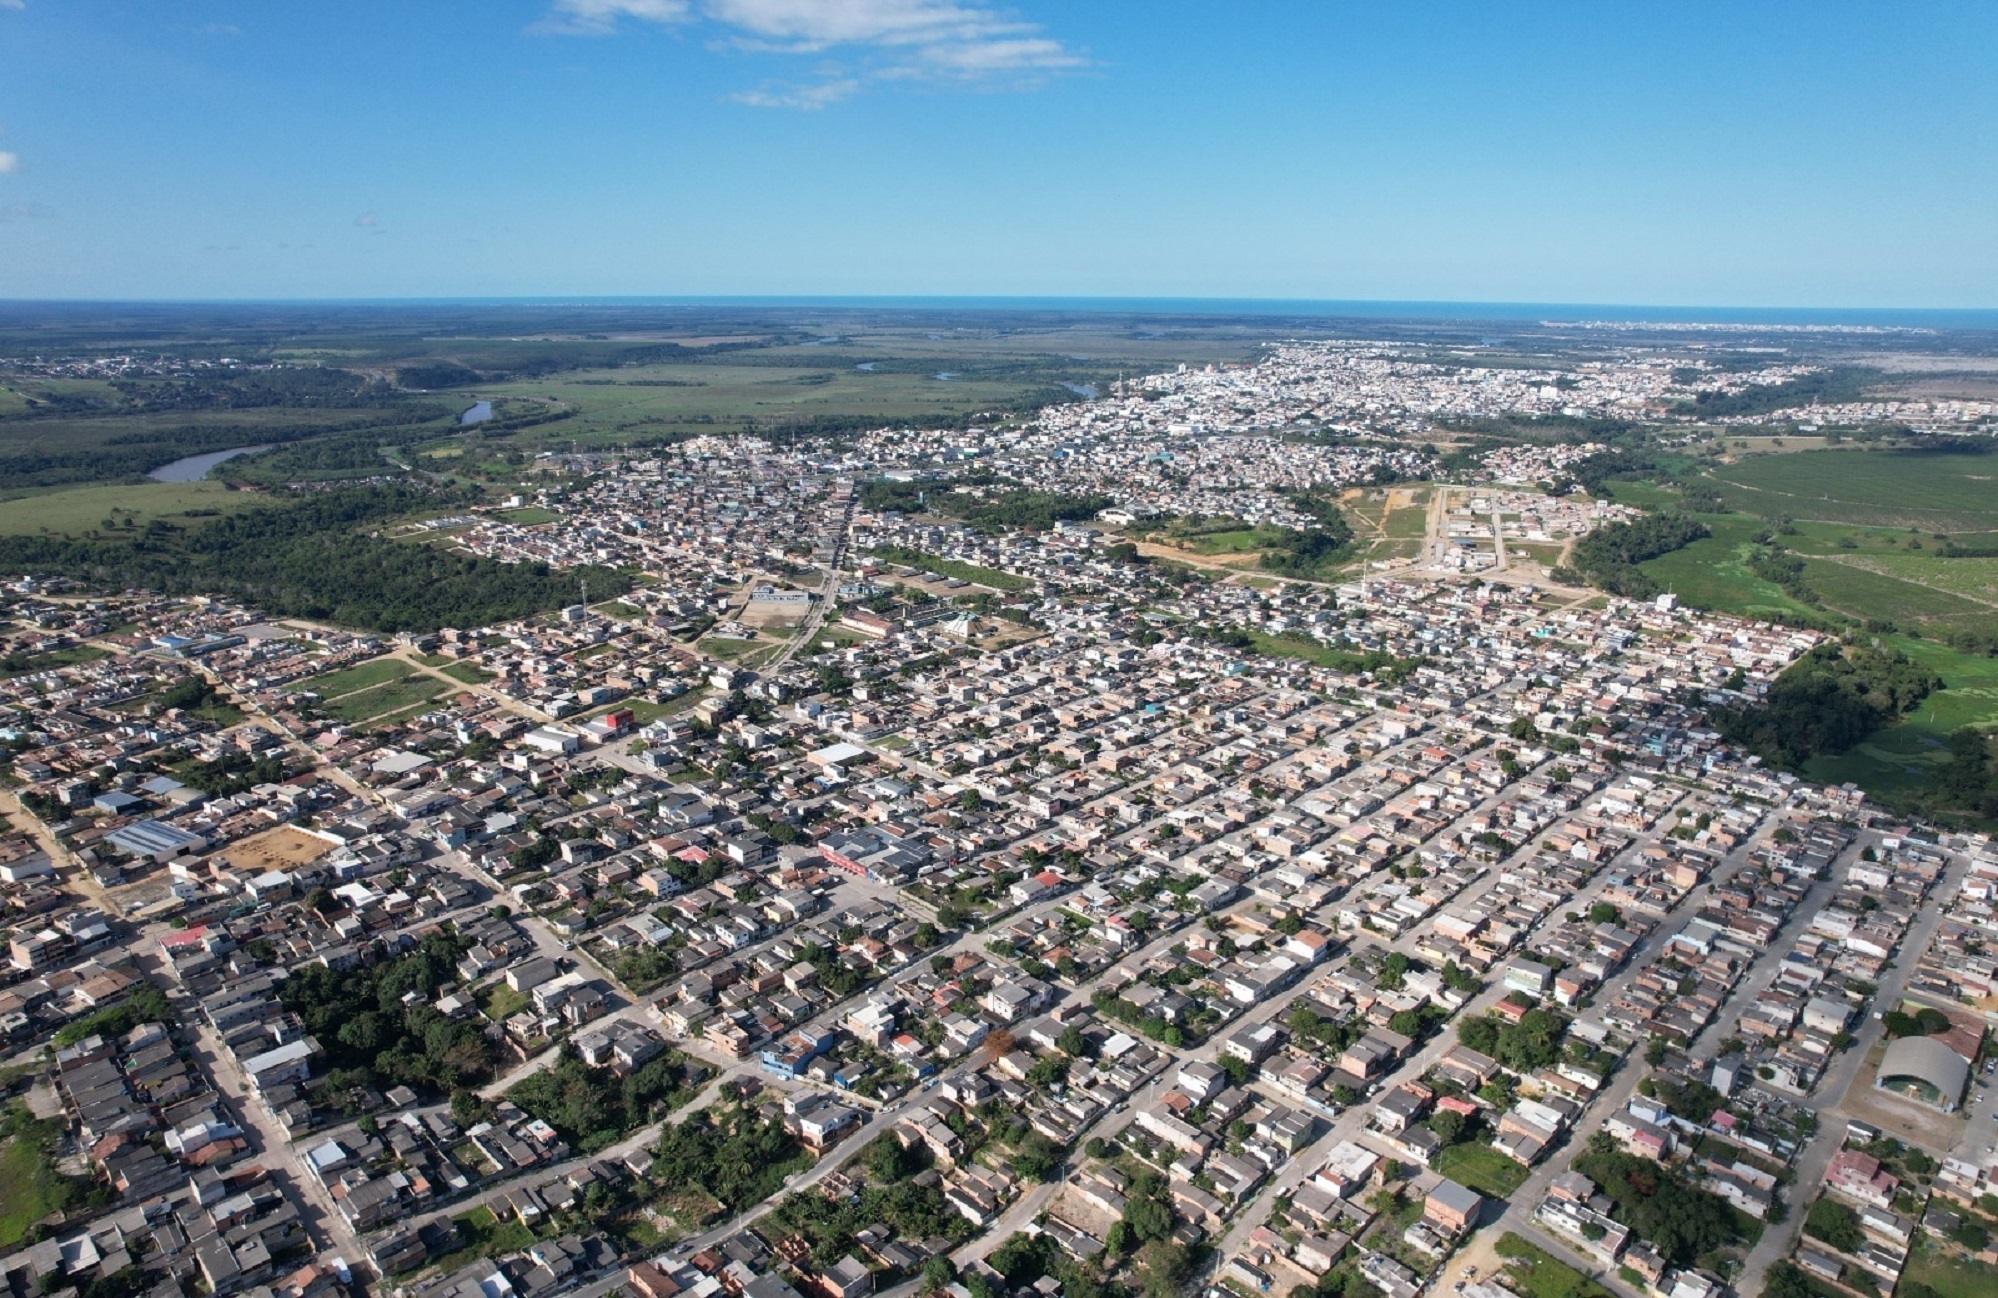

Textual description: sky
[1,0,1995,306]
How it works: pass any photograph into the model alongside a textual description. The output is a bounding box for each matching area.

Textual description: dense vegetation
[1557,514,1710,598]
[1574,1140,1750,1266]
[396,362,484,389]
[1802,1196,1864,1252]
[506,1045,703,1153]
[860,478,1112,531]
[1672,366,1878,419]
[53,984,172,1048]
[1716,643,1941,769]
[0,485,629,632]
[1260,496,1356,579]
[764,1137,974,1275]
[1457,1005,1570,1073]
[279,932,498,1093]
[1928,726,1998,819]
[0,410,441,490]
[1763,1261,1846,1298]
[649,1102,807,1213]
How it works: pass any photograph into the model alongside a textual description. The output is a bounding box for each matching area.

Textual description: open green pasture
[1697,448,1998,532]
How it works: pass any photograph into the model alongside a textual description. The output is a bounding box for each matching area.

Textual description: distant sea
[14,296,1997,331]
[322,296,1998,331]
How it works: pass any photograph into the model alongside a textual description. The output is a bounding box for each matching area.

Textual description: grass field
[1167,525,1287,555]
[1635,514,1823,623]
[292,657,412,698]
[1698,448,1998,532]
[441,661,495,684]
[480,362,1057,446]
[1900,1233,1989,1298]
[1832,551,1998,606]
[1803,558,1998,633]
[425,1206,537,1276]
[319,674,448,722]
[1805,637,1998,794]
[477,982,532,1022]
[0,1106,93,1248]
[0,478,271,537]
[1493,1233,1612,1298]
[1384,503,1431,539]
[871,549,1032,592]
[1604,455,1998,804]
[495,506,561,525]
[1237,630,1379,671]
[1432,1142,1528,1197]
[0,644,107,679]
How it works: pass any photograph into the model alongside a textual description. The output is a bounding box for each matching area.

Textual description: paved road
[1730,839,1975,1297]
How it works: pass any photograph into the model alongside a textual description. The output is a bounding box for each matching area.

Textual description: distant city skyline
[3,0,1995,305]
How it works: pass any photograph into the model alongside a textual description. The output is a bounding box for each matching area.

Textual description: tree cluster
[1456,1005,1570,1073]
[1558,513,1710,598]
[278,931,496,1093]
[1573,1142,1748,1266]
[506,1046,701,1153]
[0,484,631,633]
[1715,642,1940,769]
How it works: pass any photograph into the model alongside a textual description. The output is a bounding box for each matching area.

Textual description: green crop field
[1803,559,1998,633]
[479,362,1053,446]
[1697,448,1998,532]
[0,479,272,537]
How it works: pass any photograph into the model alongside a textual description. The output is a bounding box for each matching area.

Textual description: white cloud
[0,152,18,175]
[539,0,690,35]
[0,2,24,12]
[539,0,1084,103]
[354,212,377,227]
[730,77,862,109]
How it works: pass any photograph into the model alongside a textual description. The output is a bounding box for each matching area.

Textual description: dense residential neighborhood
[0,339,1992,1298]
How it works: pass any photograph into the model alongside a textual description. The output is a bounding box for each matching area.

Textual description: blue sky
[2,0,1994,305]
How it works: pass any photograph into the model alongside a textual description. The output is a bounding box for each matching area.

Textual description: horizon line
[3,294,1996,328]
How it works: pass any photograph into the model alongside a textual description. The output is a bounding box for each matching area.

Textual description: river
[147,445,269,482]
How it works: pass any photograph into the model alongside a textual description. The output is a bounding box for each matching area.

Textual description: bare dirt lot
[221,824,337,875]
[1839,1043,1969,1151]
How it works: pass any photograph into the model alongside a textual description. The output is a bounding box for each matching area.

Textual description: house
[1423,1179,1483,1236]
[1504,959,1554,999]
[507,958,560,994]
[1826,1148,1899,1209]
[823,1257,873,1298]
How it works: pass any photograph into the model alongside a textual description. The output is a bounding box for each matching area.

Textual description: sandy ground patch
[1837,1043,1969,1151]
[221,824,337,875]
[740,603,810,629]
